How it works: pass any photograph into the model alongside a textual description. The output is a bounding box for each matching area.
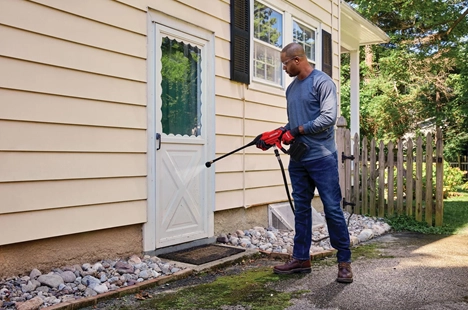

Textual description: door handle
[156,133,161,150]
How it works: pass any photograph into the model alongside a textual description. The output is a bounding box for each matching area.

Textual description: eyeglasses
[282,56,297,66]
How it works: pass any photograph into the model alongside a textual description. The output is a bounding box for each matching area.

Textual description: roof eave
[341,1,390,46]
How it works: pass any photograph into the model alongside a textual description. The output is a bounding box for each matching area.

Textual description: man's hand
[256,127,286,151]
[281,126,302,145]
[281,131,295,145]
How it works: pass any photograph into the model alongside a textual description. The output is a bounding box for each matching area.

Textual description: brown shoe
[273,258,311,274]
[337,262,353,283]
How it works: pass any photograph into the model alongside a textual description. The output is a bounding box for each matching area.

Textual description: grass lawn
[442,191,468,234]
[386,190,468,235]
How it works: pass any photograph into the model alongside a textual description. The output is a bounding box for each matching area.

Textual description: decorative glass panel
[293,21,315,63]
[160,37,202,137]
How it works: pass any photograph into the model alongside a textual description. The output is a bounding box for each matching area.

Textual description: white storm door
[154,24,212,248]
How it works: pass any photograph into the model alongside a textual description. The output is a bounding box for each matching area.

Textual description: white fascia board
[340,1,390,46]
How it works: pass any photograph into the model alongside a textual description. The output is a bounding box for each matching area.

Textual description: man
[256,42,353,283]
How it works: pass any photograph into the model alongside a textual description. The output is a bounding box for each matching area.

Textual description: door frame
[144,9,216,252]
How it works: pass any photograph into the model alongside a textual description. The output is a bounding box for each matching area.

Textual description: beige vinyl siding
[215,191,245,211]
[245,185,289,206]
[0,121,146,152]
[123,0,231,31]
[0,177,147,214]
[0,26,146,82]
[0,58,145,105]
[215,57,230,81]
[245,170,290,189]
[0,0,146,58]
[0,153,146,182]
[212,154,245,173]
[212,0,340,210]
[29,0,147,35]
[0,89,146,129]
[0,0,147,245]
[286,0,331,28]
[216,115,244,137]
[215,172,244,192]
[0,121,146,153]
[215,96,244,118]
[1,0,341,246]
[0,201,147,245]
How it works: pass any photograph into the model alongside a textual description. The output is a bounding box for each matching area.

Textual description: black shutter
[321,29,333,78]
[230,0,250,84]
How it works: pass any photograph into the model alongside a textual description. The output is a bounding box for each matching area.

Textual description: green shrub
[443,162,466,195]
[387,160,466,199]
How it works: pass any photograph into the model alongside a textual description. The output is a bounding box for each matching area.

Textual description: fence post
[415,136,423,222]
[362,137,368,215]
[406,138,414,216]
[397,139,404,215]
[370,138,377,216]
[435,127,444,226]
[425,133,433,226]
[336,116,347,206]
[378,140,385,218]
[387,141,394,216]
[344,129,353,213]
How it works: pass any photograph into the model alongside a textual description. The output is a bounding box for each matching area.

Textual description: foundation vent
[268,202,326,231]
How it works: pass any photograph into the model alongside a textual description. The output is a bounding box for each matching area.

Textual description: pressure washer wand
[205,134,262,168]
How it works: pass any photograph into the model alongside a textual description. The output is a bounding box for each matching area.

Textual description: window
[253,0,283,85]
[293,20,316,65]
[230,1,327,86]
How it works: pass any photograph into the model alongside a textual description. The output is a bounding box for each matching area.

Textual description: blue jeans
[289,152,351,263]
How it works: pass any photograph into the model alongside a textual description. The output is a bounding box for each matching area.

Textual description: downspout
[241,83,247,209]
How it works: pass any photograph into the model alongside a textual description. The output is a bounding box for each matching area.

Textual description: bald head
[280,42,312,79]
[282,43,305,58]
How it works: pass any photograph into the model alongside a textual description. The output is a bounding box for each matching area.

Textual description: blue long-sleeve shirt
[285,69,338,161]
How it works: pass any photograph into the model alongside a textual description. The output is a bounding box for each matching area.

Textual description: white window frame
[292,18,317,66]
[249,0,321,90]
[251,0,285,87]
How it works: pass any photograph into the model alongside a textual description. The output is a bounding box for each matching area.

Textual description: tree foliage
[341,0,468,160]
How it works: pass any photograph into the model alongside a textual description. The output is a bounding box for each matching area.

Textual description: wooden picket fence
[336,117,445,226]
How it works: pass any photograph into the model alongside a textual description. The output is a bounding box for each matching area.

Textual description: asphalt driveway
[283,232,468,310]
[77,231,468,310]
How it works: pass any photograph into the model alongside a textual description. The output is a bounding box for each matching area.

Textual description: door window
[161,37,202,137]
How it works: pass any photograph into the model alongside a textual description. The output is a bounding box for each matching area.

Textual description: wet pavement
[47,232,468,310]
[283,232,468,310]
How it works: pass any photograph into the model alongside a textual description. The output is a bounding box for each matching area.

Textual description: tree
[341,0,468,159]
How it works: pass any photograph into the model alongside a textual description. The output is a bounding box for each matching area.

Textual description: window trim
[248,0,323,90]
[292,18,317,65]
[251,0,285,87]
